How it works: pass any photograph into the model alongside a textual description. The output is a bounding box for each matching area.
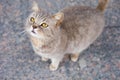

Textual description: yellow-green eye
[41,23,48,28]
[30,17,35,23]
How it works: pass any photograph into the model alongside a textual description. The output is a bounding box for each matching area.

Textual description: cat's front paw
[49,64,58,71]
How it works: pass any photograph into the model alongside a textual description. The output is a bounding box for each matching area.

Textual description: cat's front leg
[49,55,64,71]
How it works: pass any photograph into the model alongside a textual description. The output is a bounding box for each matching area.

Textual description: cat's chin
[30,32,45,39]
[30,32,38,37]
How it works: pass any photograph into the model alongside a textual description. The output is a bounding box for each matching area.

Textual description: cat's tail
[96,0,109,12]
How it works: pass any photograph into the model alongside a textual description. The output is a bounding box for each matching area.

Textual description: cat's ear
[53,12,64,21]
[32,1,40,12]
[53,12,64,26]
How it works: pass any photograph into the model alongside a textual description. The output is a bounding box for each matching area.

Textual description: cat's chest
[30,36,42,48]
[30,36,55,53]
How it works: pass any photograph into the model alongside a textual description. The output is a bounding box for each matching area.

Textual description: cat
[25,0,109,71]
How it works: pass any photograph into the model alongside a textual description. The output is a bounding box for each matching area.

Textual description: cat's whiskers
[13,30,28,45]
[19,30,26,34]
[17,30,27,37]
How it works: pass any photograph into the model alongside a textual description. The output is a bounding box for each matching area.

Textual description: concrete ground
[0,0,120,80]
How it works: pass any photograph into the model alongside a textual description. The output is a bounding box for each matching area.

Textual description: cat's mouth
[32,30,36,34]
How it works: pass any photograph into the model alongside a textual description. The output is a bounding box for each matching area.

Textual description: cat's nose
[32,25,37,29]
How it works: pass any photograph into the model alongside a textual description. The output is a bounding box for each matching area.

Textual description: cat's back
[61,5,104,29]
[62,5,98,16]
[62,5,103,20]
[61,5,104,40]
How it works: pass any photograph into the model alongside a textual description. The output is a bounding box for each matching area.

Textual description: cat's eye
[41,23,48,28]
[30,17,35,23]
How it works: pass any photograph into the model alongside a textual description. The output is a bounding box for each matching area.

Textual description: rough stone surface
[0,0,120,80]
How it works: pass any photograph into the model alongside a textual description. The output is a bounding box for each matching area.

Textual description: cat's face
[25,2,64,39]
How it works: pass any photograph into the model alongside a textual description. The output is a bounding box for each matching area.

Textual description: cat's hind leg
[70,53,80,62]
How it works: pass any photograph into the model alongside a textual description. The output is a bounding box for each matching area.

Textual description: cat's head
[25,2,64,39]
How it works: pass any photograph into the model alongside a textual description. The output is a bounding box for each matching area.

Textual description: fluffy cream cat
[25,0,109,71]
